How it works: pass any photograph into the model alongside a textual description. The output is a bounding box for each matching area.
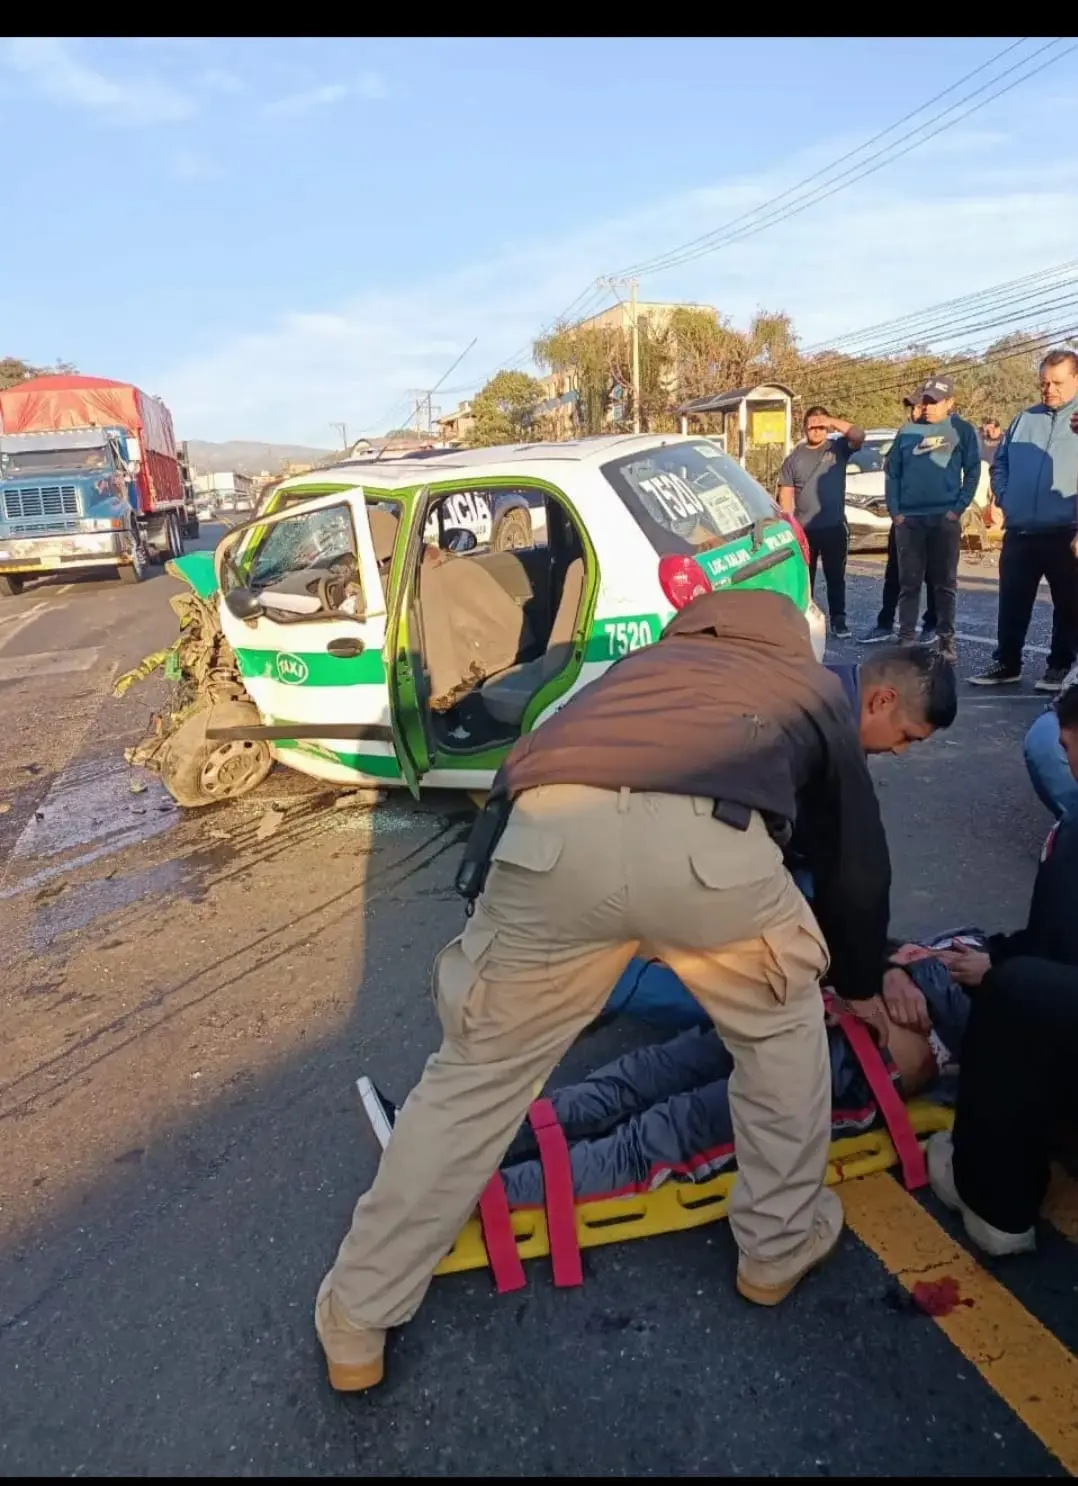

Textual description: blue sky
[2,35,1077,446]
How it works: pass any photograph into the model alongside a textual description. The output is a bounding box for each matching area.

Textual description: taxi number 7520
[603,618,656,657]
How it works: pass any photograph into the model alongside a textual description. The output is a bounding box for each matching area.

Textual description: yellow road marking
[843,1172,1078,1475]
[1044,1163,1078,1244]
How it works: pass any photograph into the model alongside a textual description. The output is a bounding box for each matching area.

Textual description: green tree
[0,356,77,391]
[467,370,544,447]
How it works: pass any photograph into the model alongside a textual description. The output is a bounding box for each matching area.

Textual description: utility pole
[601,275,641,433]
[330,421,348,451]
[629,277,641,435]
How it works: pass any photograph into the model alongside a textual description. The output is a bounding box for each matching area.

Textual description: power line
[617,38,1074,280]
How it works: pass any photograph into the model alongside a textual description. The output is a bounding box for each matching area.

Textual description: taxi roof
[279,433,709,493]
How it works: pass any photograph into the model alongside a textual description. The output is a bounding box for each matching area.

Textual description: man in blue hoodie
[886,374,981,665]
[970,349,1078,691]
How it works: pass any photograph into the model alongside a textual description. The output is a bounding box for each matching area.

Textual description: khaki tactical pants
[320,785,836,1350]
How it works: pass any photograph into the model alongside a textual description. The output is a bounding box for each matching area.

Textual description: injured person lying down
[358,931,977,1207]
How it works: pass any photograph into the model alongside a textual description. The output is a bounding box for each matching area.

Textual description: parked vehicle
[149,434,826,807]
[0,375,192,593]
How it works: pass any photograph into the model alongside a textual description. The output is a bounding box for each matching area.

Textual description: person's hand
[945,510,959,522]
[889,942,933,966]
[1071,531,1078,560]
[843,993,891,1049]
[882,967,931,1033]
[948,949,992,987]
[893,514,905,526]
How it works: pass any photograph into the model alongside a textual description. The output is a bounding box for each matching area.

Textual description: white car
[162,434,828,805]
[843,428,992,552]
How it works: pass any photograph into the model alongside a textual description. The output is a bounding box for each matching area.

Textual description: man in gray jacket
[971,349,1078,691]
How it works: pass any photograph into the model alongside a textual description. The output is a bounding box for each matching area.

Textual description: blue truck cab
[0,426,176,595]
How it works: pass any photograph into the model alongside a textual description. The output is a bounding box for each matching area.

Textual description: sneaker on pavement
[736,1188,844,1306]
[969,661,1021,687]
[926,1131,1036,1258]
[830,620,851,639]
[859,625,894,645]
[357,1075,398,1152]
[1036,667,1070,693]
[920,624,938,644]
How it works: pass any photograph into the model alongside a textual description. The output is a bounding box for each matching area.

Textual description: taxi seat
[479,558,585,726]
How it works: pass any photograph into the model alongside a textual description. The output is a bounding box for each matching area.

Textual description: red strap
[477,1171,526,1293]
[830,1000,928,1190]
[528,1098,584,1287]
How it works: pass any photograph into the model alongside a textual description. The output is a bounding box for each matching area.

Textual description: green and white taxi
[171,434,825,804]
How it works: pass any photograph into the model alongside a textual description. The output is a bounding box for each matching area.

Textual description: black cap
[917,375,955,402]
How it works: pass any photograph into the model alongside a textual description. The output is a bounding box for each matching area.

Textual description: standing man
[779,406,864,639]
[860,394,938,645]
[979,417,1004,464]
[887,375,980,666]
[314,588,950,1394]
[970,350,1078,691]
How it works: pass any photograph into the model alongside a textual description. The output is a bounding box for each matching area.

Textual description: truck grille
[4,485,80,520]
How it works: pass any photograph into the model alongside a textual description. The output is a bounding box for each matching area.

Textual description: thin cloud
[3,36,194,124]
[199,67,246,95]
[171,150,225,183]
[155,136,1078,444]
[264,82,349,118]
[356,70,390,100]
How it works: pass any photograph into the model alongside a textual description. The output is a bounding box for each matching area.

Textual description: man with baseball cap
[885,375,980,665]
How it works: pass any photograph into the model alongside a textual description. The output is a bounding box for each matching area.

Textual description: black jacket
[989,816,1078,967]
[497,589,891,1001]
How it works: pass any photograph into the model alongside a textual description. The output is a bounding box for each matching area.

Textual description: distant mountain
[185,440,336,476]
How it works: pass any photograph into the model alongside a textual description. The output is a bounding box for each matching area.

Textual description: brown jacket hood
[662,588,814,659]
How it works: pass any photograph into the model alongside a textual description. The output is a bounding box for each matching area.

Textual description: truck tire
[118,539,150,585]
[491,506,532,552]
[159,702,274,809]
[183,512,201,541]
[0,574,25,598]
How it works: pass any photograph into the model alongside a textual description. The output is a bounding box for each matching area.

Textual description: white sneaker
[356,1075,397,1152]
[926,1131,1036,1257]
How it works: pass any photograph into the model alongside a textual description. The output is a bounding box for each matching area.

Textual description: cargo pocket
[433,924,494,1041]
[759,919,830,1006]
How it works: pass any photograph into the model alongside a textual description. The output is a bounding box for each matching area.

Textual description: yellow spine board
[434,1099,954,1278]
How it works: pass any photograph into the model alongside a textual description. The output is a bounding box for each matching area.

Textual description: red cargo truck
[0,374,198,595]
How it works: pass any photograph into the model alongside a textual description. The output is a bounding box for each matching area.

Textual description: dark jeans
[995,528,1078,673]
[894,515,960,644]
[953,956,1078,1233]
[877,524,937,631]
[807,522,847,624]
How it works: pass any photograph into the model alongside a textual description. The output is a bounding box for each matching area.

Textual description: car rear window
[601,440,777,556]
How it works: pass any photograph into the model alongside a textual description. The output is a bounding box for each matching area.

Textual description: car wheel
[159,703,274,809]
[491,507,532,552]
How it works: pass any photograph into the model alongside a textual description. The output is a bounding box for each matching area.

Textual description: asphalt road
[0,540,1074,1477]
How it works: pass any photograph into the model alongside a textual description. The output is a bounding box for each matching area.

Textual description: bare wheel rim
[199,739,268,798]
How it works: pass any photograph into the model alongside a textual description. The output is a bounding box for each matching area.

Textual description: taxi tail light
[784,514,812,569]
[658,553,710,611]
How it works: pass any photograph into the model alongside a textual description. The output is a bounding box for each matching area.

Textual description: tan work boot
[315,1275,386,1392]
[736,1187,844,1306]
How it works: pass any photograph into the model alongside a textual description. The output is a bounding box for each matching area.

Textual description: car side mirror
[225,587,265,622]
[443,526,478,553]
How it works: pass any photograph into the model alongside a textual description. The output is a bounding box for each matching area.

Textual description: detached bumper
[0,531,130,573]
